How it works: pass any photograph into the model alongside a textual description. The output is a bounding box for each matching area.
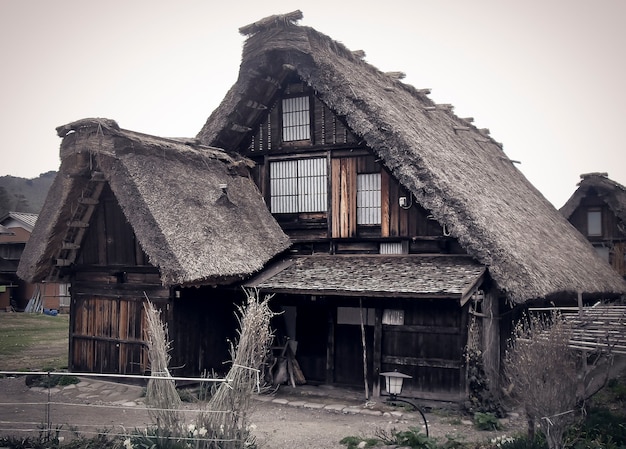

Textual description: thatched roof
[197,12,626,304]
[18,118,290,287]
[560,172,626,224]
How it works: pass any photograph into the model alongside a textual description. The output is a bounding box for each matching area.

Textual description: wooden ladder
[48,172,106,281]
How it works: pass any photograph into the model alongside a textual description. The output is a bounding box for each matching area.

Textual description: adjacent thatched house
[18,12,625,401]
[18,118,290,374]
[561,173,626,279]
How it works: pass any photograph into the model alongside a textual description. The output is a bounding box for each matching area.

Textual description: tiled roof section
[0,212,37,231]
[248,255,485,298]
[10,212,37,228]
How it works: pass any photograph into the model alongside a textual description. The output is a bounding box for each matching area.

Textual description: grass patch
[0,313,69,371]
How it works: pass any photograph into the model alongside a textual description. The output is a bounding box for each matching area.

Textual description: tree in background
[0,186,10,216]
[12,193,29,212]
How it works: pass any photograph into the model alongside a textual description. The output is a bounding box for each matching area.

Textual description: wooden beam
[78,198,99,205]
[68,221,89,228]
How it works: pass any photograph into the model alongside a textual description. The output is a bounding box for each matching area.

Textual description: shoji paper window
[282,96,310,142]
[357,173,381,224]
[270,158,327,213]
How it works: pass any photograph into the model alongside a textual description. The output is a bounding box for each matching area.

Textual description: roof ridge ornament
[239,10,303,36]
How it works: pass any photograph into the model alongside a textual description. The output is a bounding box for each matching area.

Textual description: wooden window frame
[587,208,602,237]
[270,157,327,214]
[357,172,382,225]
[281,95,311,143]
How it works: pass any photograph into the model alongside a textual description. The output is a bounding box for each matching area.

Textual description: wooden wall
[70,185,169,374]
[271,295,468,400]
[167,288,240,377]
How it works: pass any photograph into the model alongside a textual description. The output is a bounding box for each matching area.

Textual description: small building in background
[561,173,626,280]
[0,212,69,312]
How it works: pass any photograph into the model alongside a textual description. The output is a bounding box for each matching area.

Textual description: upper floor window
[270,158,327,213]
[587,208,602,236]
[357,173,381,224]
[282,96,310,142]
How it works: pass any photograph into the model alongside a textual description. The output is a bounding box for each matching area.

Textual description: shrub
[569,405,626,448]
[339,435,380,448]
[474,412,502,431]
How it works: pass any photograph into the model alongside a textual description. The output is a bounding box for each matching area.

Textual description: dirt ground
[0,376,526,449]
[0,314,527,448]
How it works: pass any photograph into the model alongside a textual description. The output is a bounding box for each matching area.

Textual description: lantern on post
[380,370,412,398]
[379,370,429,437]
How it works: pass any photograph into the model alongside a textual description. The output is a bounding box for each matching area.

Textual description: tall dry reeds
[143,299,182,431]
[198,288,275,449]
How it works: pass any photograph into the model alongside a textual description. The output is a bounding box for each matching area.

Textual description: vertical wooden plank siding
[381,170,390,237]
[331,158,357,238]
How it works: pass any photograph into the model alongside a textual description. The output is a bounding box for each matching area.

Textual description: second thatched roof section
[18,118,290,287]
[560,172,626,224]
[198,11,626,304]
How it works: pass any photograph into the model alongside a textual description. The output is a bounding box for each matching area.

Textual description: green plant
[474,412,502,431]
[128,427,189,449]
[569,405,626,448]
[25,373,79,388]
[376,426,437,448]
[608,377,626,402]
[339,435,380,448]
[464,345,504,417]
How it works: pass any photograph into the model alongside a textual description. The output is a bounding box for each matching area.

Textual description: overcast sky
[1,0,624,208]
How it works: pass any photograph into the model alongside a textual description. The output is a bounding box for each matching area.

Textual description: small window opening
[282,96,310,142]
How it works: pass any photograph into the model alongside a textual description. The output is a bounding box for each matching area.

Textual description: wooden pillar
[373,308,383,397]
[326,307,335,384]
[482,289,500,391]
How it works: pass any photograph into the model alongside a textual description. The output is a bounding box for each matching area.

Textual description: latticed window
[357,173,381,224]
[270,158,327,213]
[282,96,310,141]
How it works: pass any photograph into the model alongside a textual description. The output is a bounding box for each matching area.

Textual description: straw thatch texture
[197,14,626,304]
[560,172,626,223]
[18,118,290,287]
[144,299,182,430]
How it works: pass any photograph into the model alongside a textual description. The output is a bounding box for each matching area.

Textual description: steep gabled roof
[198,11,626,304]
[18,118,290,287]
[560,172,626,224]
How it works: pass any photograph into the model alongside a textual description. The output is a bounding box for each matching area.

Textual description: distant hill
[0,171,56,216]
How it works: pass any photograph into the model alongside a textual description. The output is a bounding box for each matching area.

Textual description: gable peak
[239,10,303,36]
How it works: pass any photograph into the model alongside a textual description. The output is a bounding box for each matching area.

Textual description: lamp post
[380,370,429,437]
[380,370,411,399]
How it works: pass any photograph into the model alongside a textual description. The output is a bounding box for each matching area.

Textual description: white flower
[220,424,224,433]
[193,429,199,436]
[198,427,208,437]
[123,438,133,449]
[187,423,196,433]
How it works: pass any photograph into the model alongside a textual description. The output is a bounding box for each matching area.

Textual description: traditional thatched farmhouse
[561,173,626,280]
[18,11,625,402]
